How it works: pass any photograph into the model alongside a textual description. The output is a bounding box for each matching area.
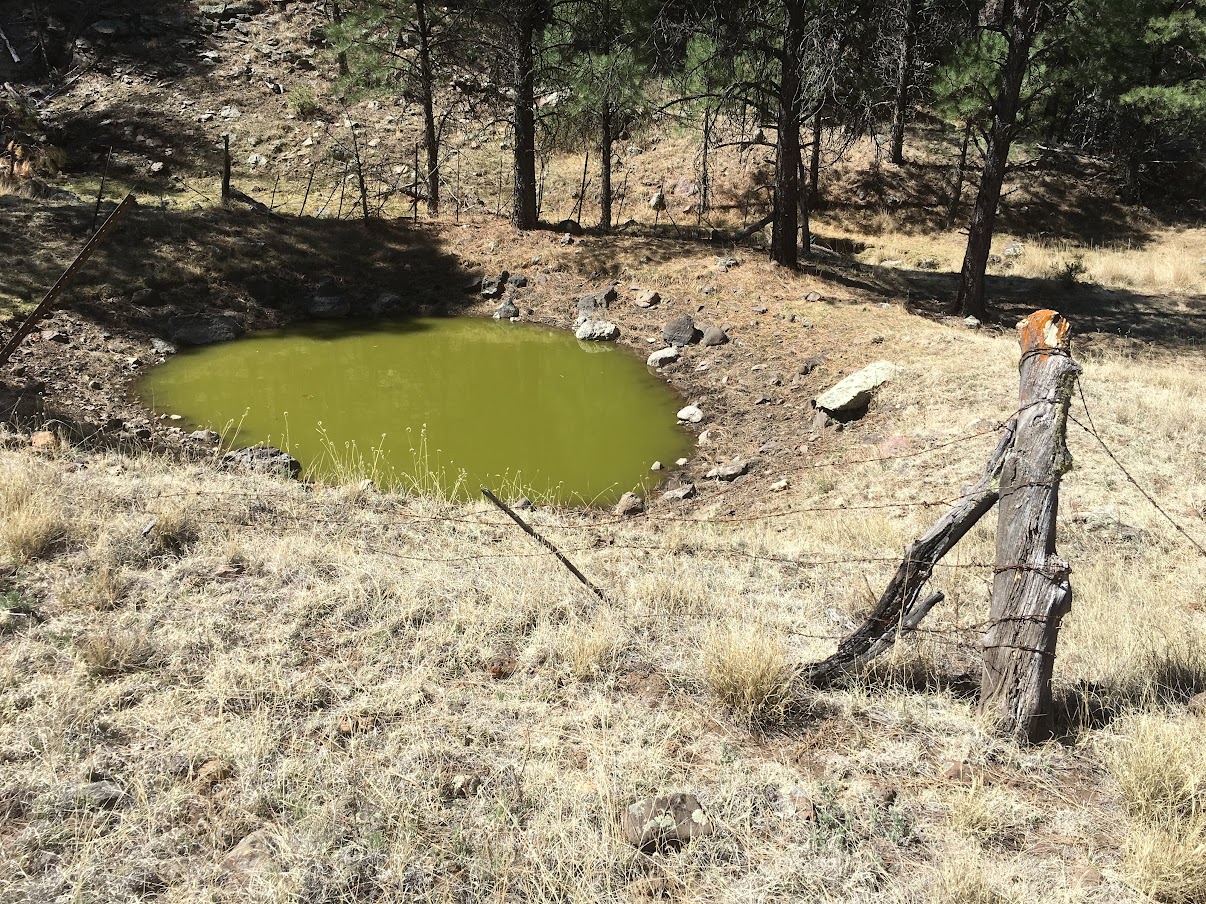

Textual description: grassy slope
[2,302,1204,903]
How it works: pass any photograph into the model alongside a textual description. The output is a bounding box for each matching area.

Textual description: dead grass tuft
[701,621,796,724]
[566,613,626,681]
[1109,715,1206,825]
[1123,818,1206,904]
[78,625,158,677]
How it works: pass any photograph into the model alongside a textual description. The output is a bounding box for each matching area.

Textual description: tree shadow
[0,197,475,446]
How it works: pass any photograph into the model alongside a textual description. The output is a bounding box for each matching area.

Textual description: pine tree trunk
[771,0,805,269]
[511,2,540,230]
[415,0,440,215]
[600,106,613,231]
[945,122,971,229]
[955,4,1037,319]
[797,161,811,256]
[980,310,1080,742]
[889,0,916,166]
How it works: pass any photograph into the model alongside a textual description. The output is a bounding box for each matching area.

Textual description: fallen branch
[481,488,606,600]
[0,25,20,64]
[804,419,1017,686]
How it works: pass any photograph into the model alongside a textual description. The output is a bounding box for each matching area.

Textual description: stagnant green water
[138,318,692,504]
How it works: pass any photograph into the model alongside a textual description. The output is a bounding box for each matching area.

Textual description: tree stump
[980,310,1081,741]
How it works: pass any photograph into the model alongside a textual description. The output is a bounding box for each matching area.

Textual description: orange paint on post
[1017,310,1070,362]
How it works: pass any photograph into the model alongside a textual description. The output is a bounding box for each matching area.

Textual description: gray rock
[677,405,703,423]
[494,299,520,320]
[507,274,528,288]
[575,320,619,341]
[577,283,619,317]
[634,289,661,308]
[647,347,680,367]
[307,295,350,318]
[814,361,899,413]
[963,316,982,330]
[701,326,729,347]
[189,430,221,444]
[150,338,177,356]
[662,314,699,347]
[614,492,645,517]
[1072,509,1144,542]
[481,271,510,298]
[804,291,822,301]
[706,459,749,481]
[170,314,241,346]
[1003,242,1025,258]
[662,483,696,502]
[221,446,302,479]
[621,793,715,853]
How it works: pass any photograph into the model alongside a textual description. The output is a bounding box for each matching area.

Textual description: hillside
[1,3,1206,903]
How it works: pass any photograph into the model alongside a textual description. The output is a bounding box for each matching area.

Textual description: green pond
[137,318,693,504]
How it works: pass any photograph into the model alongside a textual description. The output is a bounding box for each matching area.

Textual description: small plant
[567,614,625,680]
[288,85,321,119]
[1,498,67,562]
[79,625,157,677]
[701,621,796,724]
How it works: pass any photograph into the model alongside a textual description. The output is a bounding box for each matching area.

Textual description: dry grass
[701,620,797,724]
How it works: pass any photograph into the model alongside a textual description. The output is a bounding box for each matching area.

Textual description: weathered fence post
[980,309,1081,741]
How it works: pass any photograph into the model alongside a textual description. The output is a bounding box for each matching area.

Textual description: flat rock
[621,793,715,853]
[662,314,699,347]
[614,492,645,517]
[221,446,301,479]
[701,326,728,347]
[677,405,703,423]
[706,458,749,481]
[662,483,696,501]
[634,289,661,308]
[170,313,242,346]
[575,320,619,341]
[647,347,680,367]
[814,361,899,413]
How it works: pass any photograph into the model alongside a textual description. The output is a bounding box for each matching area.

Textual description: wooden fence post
[980,309,1081,741]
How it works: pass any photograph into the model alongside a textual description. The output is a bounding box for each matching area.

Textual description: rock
[307,295,349,318]
[189,430,221,444]
[372,292,403,314]
[701,326,728,347]
[221,446,302,479]
[150,338,177,355]
[804,291,822,301]
[650,461,662,471]
[706,459,749,481]
[41,330,69,343]
[916,257,939,270]
[614,492,645,517]
[1072,508,1143,542]
[716,256,738,272]
[662,483,696,502]
[963,316,982,330]
[514,497,533,510]
[814,361,899,413]
[575,320,620,341]
[494,299,520,320]
[621,793,715,853]
[752,305,768,314]
[1003,242,1025,258]
[647,347,680,368]
[506,274,528,288]
[577,283,619,317]
[662,314,699,347]
[481,271,510,298]
[68,781,125,811]
[798,355,826,375]
[675,458,689,466]
[170,314,241,346]
[677,405,703,424]
[770,479,789,492]
[634,289,661,308]
[221,829,276,888]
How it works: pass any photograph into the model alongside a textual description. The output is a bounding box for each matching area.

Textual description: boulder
[221,446,302,479]
[706,459,749,481]
[575,320,619,341]
[647,347,680,368]
[814,361,899,413]
[577,283,619,318]
[307,294,349,318]
[677,405,703,424]
[621,793,715,853]
[701,326,729,347]
[169,314,242,346]
[662,314,699,347]
[494,299,520,320]
[634,289,661,308]
[481,271,510,298]
[662,483,696,502]
[150,338,177,356]
[614,492,645,517]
